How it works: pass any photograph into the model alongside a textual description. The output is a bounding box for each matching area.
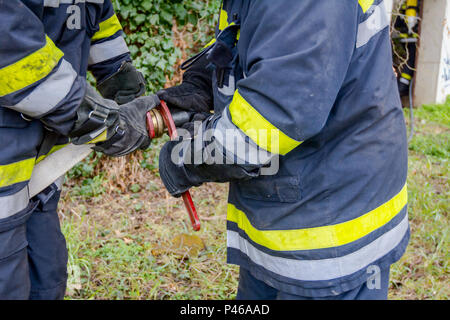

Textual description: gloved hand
[159,140,259,198]
[94,95,160,157]
[69,85,159,157]
[158,140,203,197]
[97,61,146,105]
[177,112,212,137]
[157,54,213,114]
[158,117,260,197]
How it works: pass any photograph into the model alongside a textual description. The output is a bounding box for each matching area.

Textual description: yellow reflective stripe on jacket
[219,9,229,31]
[0,158,35,188]
[0,36,64,97]
[218,9,240,40]
[229,91,302,155]
[228,183,408,251]
[35,144,69,165]
[406,0,418,18]
[203,38,217,49]
[401,73,412,80]
[359,0,375,13]
[91,14,123,42]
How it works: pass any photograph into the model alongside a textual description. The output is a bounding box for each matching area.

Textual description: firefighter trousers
[0,182,68,299]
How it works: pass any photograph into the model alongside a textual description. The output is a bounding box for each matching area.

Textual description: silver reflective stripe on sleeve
[399,78,410,85]
[8,59,77,118]
[43,0,61,7]
[45,0,104,7]
[227,214,409,281]
[356,0,389,48]
[214,108,275,166]
[0,186,29,220]
[88,36,130,65]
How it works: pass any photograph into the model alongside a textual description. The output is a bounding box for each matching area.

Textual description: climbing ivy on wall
[113,0,219,93]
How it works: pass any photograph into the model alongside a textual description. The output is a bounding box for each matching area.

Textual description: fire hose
[29,100,201,232]
[146,101,201,231]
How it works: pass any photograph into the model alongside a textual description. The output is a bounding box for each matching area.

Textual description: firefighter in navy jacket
[158,0,409,299]
[0,0,159,299]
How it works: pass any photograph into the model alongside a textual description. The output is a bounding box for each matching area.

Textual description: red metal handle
[182,192,201,232]
[158,100,178,138]
[146,101,201,231]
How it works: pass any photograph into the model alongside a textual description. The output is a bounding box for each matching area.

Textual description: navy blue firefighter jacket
[0,0,130,222]
[180,0,410,297]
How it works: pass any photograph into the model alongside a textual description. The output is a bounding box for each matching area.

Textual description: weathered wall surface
[415,0,450,105]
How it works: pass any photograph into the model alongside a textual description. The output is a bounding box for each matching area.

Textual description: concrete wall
[436,3,450,103]
[414,0,450,106]
[385,0,395,21]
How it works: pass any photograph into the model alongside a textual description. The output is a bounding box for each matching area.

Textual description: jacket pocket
[237,175,302,203]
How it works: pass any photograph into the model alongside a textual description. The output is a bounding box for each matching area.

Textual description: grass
[388,99,449,300]
[60,183,237,300]
[58,99,449,300]
[60,136,238,299]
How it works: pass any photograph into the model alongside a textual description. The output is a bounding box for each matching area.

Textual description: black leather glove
[158,117,260,197]
[159,140,259,198]
[158,141,203,197]
[177,112,212,136]
[69,85,120,145]
[157,54,213,114]
[94,95,160,157]
[69,85,159,157]
[97,61,146,105]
